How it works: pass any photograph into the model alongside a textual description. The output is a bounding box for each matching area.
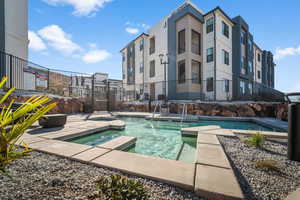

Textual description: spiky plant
[245,132,265,147]
[0,77,57,172]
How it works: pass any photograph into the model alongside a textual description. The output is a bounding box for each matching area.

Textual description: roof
[204,6,235,25]
[120,33,149,52]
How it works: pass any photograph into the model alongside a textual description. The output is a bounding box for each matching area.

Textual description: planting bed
[218,135,300,200]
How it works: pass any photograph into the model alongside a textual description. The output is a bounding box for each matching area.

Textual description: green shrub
[0,77,57,173]
[245,133,265,147]
[96,174,149,200]
[255,160,280,172]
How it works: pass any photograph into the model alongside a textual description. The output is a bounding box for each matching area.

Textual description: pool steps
[98,136,137,151]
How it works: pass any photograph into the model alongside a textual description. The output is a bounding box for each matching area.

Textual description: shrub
[245,133,265,147]
[255,160,280,172]
[0,77,57,173]
[96,174,149,200]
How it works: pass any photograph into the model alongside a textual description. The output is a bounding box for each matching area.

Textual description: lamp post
[159,53,169,104]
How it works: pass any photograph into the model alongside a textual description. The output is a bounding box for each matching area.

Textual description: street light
[159,53,169,103]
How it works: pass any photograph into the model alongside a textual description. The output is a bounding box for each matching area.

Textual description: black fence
[120,79,285,102]
[0,50,285,112]
[0,51,123,111]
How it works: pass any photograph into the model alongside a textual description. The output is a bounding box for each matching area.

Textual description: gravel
[0,151,203,200]
[218,135,300,200]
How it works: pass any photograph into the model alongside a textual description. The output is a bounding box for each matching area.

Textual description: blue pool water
[69,117,272,162]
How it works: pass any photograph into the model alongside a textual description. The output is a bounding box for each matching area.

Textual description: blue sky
[29,0,300,92]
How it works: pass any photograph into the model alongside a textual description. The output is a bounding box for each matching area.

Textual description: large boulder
[237,105,256,117]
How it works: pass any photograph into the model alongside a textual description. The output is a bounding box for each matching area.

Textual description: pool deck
[20,112,290,200]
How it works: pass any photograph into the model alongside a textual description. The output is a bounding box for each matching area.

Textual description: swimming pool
[69,117,272,163]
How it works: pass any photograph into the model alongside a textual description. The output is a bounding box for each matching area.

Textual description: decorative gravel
[218,135,300,200]
[0,151,203,200]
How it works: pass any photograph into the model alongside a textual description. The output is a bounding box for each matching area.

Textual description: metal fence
[0,51,123,111]
[0,50,285,113]
[120,79,285,102]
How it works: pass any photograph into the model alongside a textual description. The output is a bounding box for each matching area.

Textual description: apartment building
[0,0,28,89]
[121,1,277,101]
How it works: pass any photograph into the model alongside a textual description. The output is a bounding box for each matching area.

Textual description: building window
[222,21,229,38]
[241,57,246,74]
[222,50,229,65]
[240,80,246,94]
[248,82,253,94]
[248,60,253,73]
[150,60,155,77]
[206,17,214,33]
[178,29,185,54]
[224,79,230,92]
[192,60,201,84]
[257,70,261,79]
[207,48,214,63]
[248,39,253,53]
[140,62,144,73]
[178,60,186,84]
[122,73,125,79]
[207,77,214,92]
[129,46,134,57]
[258,53,261,62]
[140,39,144,51]
[122,53,125,61]
[150,37,155,55]
[241,32,246,45]
[191,30,201,55]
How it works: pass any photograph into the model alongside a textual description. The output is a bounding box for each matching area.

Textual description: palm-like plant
[0,77,57,172]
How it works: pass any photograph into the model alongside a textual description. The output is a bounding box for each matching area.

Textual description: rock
[237,105,256,117]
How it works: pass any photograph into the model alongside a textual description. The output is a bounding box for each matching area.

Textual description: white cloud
[126,27,139,35]
[28,31,47,51]
[38,25,82,55]
[274,45,300,60]
[43,0,112,17]
[82,49,111,63]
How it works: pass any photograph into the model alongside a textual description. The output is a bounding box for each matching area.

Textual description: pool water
[69,117,272,162]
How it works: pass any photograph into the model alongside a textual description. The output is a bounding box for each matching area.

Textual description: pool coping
[21,113,288,199]
[117,112,288,132]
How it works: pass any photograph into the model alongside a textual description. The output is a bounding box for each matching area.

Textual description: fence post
[107,81,110,112]
[9,54,13,88]
[91,74,95,112]
[47,69,50,90]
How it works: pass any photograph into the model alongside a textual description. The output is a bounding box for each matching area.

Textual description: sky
[28,0,300,92]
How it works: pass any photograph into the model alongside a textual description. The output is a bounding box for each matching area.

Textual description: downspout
[213,12,217,101]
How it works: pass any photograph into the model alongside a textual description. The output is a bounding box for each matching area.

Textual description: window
[248,82,253,94]
[149,37,155,55]
[140,39,144,51]
[122,53,125,61]
[150,60,155,77]
[178,29,185,54]
[222,21,229,38]
[257,70,261,79]
[207,48,214,63]
[207,77,214,92]
[192,30,201,55]
[248,60,253,73]
[240,81,246,94]
[241,57,246,74]
[206,17,214,33]
[178,60,186,84]
[224,79,230,92]
[192,60,201,84]
[248,39,253,53]
[140,62,144,73]
[222,50,229,65]
[258,53,261,62]
[241,32,246,45]
[129,46,134,57]
[122,73,125,79]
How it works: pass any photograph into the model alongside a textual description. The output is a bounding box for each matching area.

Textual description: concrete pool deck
[20,112,290,199]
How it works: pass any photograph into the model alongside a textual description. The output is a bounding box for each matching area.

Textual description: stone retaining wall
[116,102,288,121]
